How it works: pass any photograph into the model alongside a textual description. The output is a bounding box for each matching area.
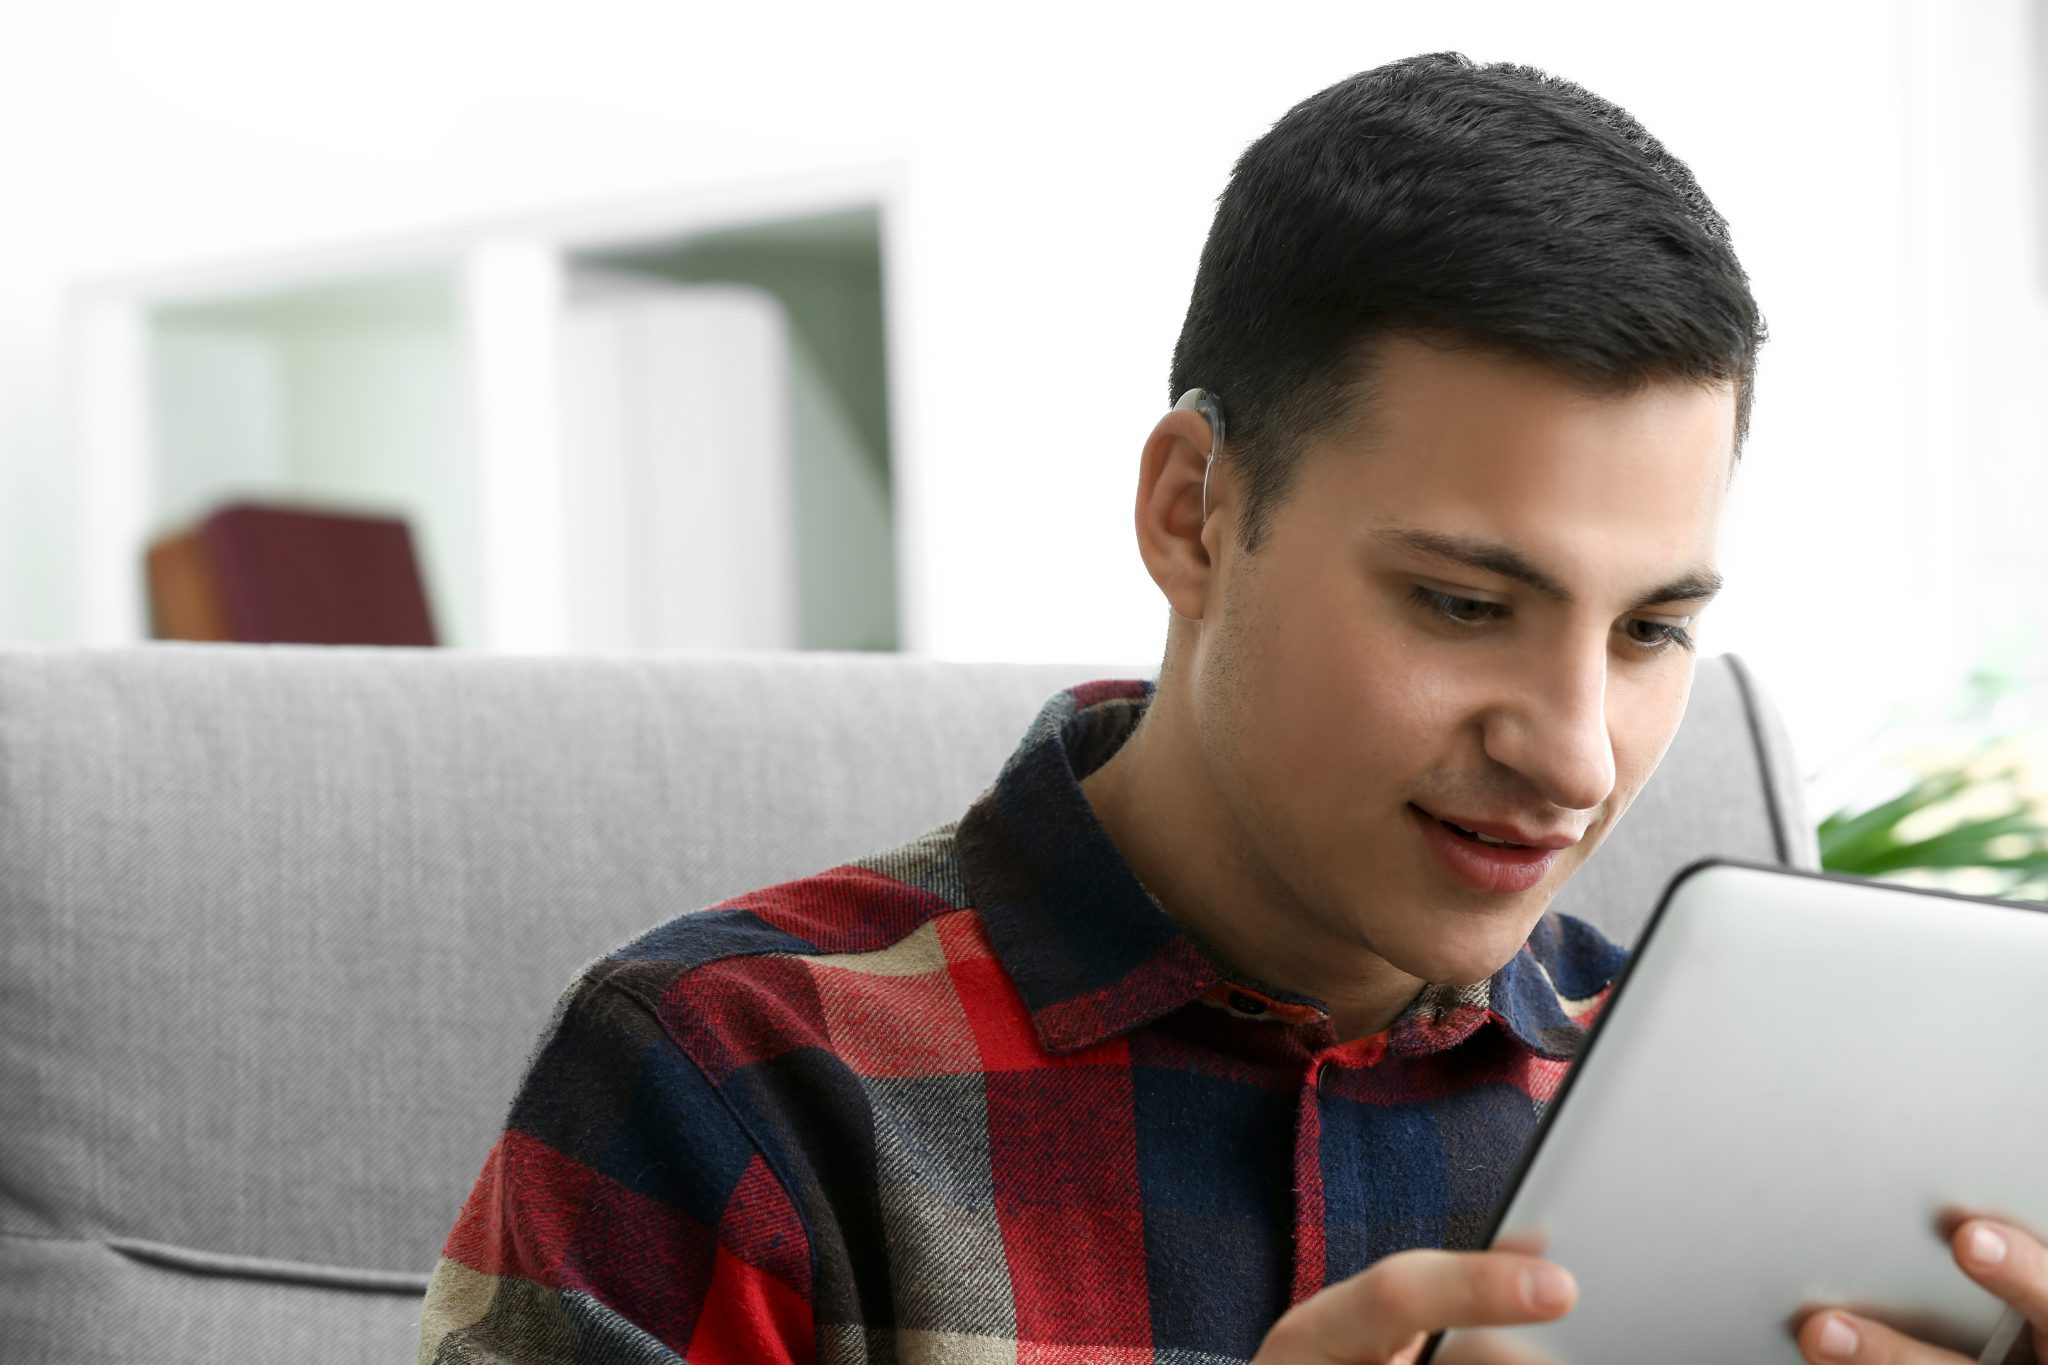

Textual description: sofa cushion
[0,644,1132,1279]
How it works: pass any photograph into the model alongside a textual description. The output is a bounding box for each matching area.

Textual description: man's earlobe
[1132,407,1223,623]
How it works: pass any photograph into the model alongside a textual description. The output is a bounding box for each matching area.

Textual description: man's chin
[1394,913,1549,987]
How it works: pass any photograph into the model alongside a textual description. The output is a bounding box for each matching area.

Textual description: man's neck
[1079,689,1426,1043]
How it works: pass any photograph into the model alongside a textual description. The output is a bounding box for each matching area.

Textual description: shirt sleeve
[417,965,815,1364]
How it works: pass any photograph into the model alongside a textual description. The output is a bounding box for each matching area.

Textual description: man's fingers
[1256,1249,1576,1364]
[1335,1249,1576,1339]
[1795,1309,1978,1365]
[1791,1220,2048,1365]
[1952,1219,2048,1343]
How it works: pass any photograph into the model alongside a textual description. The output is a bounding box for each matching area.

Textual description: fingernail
[1523,1265,1573,1311]
[1815,1314,1858,1360]
[1968,1224,2008,1267]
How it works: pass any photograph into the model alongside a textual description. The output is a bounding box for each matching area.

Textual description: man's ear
[1132,407,1225,623]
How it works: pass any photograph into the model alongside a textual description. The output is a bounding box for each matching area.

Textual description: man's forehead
[1320,331,1739,465]
[1295,342,1738,526]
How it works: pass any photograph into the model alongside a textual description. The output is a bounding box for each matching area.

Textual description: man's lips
[1409,804,1582,850]
[1407,804,1568,894]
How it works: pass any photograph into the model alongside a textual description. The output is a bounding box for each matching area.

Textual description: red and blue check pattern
[418,679,1626,1363]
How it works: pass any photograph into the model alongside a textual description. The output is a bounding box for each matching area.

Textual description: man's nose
[1482,637,1616,815]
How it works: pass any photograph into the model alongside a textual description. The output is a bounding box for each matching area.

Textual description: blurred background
[2,0,2045,887]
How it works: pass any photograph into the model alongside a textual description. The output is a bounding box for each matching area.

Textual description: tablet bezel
[1417,856,2048,1363]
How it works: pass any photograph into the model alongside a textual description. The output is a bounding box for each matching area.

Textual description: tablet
[1424,859,2048,1365]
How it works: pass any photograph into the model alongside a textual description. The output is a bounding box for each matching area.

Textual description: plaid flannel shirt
[418,678,1626,1363]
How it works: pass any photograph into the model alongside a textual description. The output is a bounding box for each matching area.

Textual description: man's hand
[1250,1246,1576,1365]
[1796,1218,2046,1365]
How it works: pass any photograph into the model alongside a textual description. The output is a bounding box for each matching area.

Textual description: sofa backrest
[0,644,1810,1361]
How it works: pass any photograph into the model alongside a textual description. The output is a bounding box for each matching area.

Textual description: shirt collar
[954,679,1621,1061]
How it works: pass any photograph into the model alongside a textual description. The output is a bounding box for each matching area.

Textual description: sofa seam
[0,1226,432,1295]
[0,1226,68,1243]
[1723,653,1793,866]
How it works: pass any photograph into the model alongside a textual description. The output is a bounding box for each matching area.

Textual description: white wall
[1,0,2041,786]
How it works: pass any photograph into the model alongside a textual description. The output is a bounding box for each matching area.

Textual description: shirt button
[1227,990,1266,1015]
[1315,1062,1335,1096]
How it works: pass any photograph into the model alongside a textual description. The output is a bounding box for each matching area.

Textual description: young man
[418,53,2048,1365]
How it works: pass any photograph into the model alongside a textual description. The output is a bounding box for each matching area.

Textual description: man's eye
[1622,617,1697,652]
[1410,586,1504,626]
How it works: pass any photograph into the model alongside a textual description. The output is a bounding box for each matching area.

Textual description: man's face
[1188,334,1734,986]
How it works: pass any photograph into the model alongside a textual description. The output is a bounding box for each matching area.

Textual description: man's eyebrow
[1374,527,1724,612]
[1629,568,1724,612]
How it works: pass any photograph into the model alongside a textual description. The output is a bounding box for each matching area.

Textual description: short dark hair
[1169,51,1768,553]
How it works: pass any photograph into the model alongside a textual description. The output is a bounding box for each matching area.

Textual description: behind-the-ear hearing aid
[1173,388,1226,525]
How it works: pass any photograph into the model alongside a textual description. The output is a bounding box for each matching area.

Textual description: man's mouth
[1406,804,1566,895]
[1438,819,1523,848]
[1408,804,1582,851]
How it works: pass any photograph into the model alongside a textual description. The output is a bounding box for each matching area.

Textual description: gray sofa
[0,644,1814,1361]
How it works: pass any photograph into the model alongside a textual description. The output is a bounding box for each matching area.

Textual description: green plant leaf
[1817,768,1973,868]
[1844,812,2044,875]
